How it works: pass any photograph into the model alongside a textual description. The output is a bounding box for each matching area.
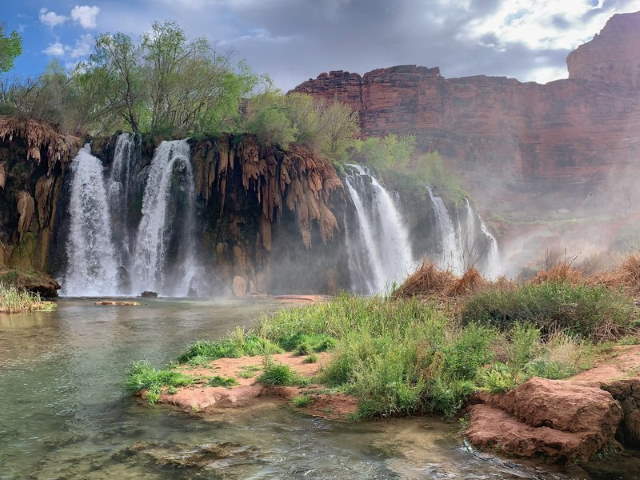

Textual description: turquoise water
[0,298,631,479]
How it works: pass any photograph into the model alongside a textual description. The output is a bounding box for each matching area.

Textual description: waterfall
[427,187,465,275]
[344,165,415,294]
[61,145,120,296]
[130,140,199,296]
[465,199,501,279]
[107,133,134,262]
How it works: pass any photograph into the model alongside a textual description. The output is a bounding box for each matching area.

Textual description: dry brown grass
[592,254,640,296]
[393,261,456,299]
[448,268,487,297]
[394,262,489,299]
[531,261,585,285]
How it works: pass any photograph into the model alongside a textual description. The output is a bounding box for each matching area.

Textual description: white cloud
[43,42,66,56]
[39,8,67,27]
[461,0,640,52]
[71,5,101,29]
[69,34,94,58]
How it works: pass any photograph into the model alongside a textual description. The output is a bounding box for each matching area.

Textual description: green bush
[461,281,634,341]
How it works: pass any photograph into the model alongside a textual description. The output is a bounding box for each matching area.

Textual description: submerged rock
[95,300,140,306]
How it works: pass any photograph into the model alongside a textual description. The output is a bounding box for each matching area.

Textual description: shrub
[461,281,634,341]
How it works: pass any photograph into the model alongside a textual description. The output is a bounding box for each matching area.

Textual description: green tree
[317,101,359,161]
[78,21,261,135]
[354,134,416,171]
[0,26,21,72]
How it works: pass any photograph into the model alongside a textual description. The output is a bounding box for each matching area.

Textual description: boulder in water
[95,300,140,306]
[140,291,158,298]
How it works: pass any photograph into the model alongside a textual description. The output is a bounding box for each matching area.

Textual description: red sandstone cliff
[293,12,640,215]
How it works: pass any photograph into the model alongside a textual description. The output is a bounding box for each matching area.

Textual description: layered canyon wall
[293,11,640,219]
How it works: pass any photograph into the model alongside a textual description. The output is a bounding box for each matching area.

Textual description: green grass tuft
[126,361,194,404]
[258,361,306,386]
[208,375,239,388]
[291,395,314,408]
[178,328,282,363]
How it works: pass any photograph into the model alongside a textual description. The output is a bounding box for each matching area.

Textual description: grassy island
[127,259,640,418]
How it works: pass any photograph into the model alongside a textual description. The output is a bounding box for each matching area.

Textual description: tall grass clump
[461,281,634,341]
[0,283,56,313]
[126,361,194,404]
[178,327,282,364]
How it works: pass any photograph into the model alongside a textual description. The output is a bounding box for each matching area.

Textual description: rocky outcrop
[0,117,79,274]
[467,347,640,462]
[188,136,349,295]
[568,13,640,89]
[467,378,623,462]
[293,11,640,215]
[0,268,61,297]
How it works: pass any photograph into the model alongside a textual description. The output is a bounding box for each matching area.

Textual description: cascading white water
[62,145,120,296]
[108,133,134,261]
[427,187,465,275]
[344,165,415,294]
[465,199,501,279]
[130,140,199,296]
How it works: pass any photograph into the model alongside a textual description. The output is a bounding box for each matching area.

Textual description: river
[0,299,628,479]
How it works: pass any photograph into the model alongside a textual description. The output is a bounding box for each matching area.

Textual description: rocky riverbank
[467,345,640,462]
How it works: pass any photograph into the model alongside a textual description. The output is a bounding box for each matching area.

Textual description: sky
[3,0,640,90]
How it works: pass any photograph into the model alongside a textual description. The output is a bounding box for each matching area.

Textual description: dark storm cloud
[215,0,569,88]
[101,0,639,89]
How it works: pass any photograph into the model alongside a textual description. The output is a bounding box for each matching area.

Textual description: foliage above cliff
[351,134,466,202]
[243,91,359,160]
[0,22,261,137]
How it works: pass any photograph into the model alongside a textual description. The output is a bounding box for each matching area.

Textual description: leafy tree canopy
[0,26,22,73]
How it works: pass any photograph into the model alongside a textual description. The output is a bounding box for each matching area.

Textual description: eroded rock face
[467,377,623,462]
[293,12,640,214]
